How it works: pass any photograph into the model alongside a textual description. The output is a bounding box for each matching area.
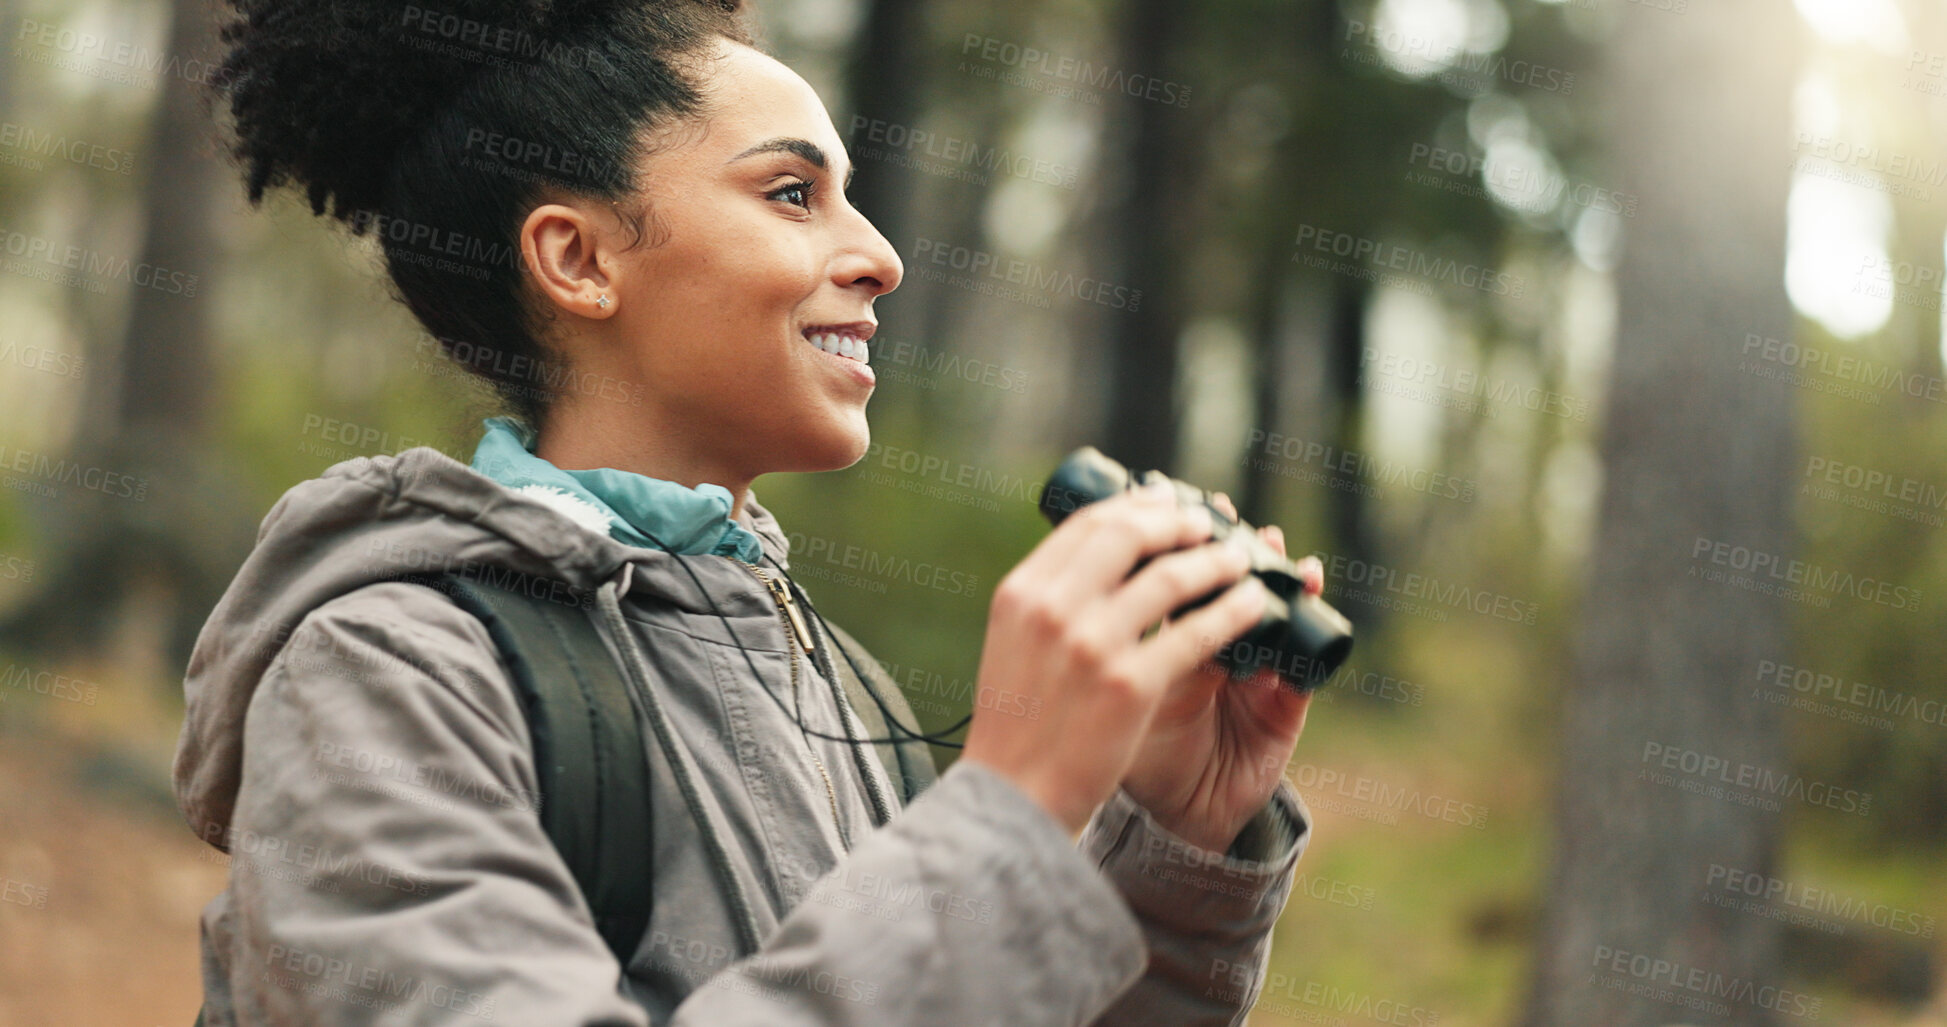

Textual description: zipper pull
[758,567,818,654]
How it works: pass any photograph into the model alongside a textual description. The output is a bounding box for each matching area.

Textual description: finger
[1045,495,1217,608]
[1293,554,1323,596]
[1136,574,1268,686]
[1211,491,1238,523]
[1259,523,1286,558]
[1099,538,1252,641]
[1016,482,1199,593]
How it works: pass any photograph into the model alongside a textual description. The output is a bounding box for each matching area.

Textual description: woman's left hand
[1116,493,1324,854]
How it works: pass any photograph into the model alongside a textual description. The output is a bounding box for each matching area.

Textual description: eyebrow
[727,137,855,190]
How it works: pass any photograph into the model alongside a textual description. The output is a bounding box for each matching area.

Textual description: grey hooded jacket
[173,446,1312,1025]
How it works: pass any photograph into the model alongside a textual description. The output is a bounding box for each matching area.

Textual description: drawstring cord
[582,528,960,956]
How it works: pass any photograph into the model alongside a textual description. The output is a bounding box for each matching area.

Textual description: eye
[767,179,816,210]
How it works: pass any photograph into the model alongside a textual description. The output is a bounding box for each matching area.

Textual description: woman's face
[588,38,903,480]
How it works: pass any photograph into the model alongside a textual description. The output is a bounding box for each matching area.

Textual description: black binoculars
[1038,446,1354,691]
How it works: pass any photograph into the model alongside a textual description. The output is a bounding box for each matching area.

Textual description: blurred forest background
[0,0,1943,1023]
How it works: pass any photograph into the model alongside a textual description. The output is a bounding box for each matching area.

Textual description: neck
[533,401,753,524]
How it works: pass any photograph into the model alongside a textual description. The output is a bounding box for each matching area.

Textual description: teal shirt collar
[469,416,765,565]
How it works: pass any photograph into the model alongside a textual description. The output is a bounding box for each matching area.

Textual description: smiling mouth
[803,324,873,364]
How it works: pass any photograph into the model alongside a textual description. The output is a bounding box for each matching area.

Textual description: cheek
[625,265,832,416]
[645,233,821,345]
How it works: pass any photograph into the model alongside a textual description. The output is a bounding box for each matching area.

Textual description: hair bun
[217,0,685,223]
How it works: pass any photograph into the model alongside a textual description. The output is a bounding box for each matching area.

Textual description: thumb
[1236,668,1314,746]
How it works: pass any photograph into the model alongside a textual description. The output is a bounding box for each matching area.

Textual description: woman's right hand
[959,479,1270,836]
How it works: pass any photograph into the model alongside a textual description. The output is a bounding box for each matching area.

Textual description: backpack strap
[192,570,654,1026]
[398,570,653,966]
[818,619,939,806]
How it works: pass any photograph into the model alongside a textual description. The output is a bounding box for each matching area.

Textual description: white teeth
[805,332,870,365]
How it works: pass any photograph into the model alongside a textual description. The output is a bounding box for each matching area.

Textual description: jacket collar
[469,416,767,565]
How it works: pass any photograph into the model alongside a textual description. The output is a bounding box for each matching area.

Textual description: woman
[176,1,1326,1023]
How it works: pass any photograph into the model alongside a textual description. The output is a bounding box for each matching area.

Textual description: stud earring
[595,294,610,310]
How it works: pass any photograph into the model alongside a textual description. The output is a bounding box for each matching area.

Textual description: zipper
[785,575,896,827]
[759,564,818,656]
[747,562,849,848]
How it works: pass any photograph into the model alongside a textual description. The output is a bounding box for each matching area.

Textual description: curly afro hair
[215,0,755,427]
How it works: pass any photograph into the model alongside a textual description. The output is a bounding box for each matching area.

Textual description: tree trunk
[1100,0,1197,473]
[841,0,928,263]
[0,0,232,672]
[1521,4,1800,1025]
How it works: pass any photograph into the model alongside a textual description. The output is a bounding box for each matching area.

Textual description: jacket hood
[172,445,793,849]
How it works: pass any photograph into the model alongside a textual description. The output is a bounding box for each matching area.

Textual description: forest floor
[0,740,223,1026]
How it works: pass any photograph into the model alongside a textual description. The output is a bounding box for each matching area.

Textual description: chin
[787,413,871,472]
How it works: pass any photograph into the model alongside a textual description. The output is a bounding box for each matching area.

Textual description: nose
[833,200,903,298]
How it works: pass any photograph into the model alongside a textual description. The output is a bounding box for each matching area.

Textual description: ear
[520,203,619,319]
